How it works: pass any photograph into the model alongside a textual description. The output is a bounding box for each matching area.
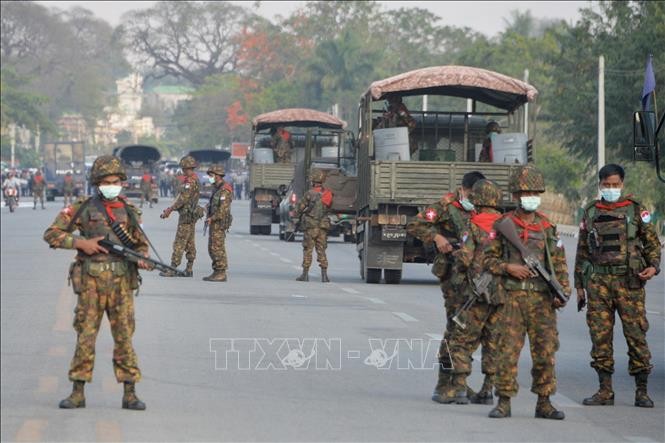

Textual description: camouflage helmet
[207,164,225,176]
[90,155,126,184]
[179,155,198,169]
[470,179,501,208]
[485,121,501,134]
[309,168,326,184]
[509,164,545,193]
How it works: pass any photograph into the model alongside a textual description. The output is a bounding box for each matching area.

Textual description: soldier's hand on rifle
[505,263,532,280]
[74,236,109,255]
[434,234,453,253]
[552,295,567,309]
[160,207,172,219]
[576,288,586,312]
[638,266,657,281]
[137,252,151,270]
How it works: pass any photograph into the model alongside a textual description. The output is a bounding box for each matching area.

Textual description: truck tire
[250,225,260,235]
[343,233,355,243]
[366,268,381,284]
[384,269,402,285]
[261,225,271,235]
[285,231,296,242]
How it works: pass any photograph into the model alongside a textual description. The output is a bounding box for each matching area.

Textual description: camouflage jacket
[62,177,74,192]
[574,197,661,288]
[208,182,233,226]
[32,176,46,192]
[43,196,148,262]
[376,103,416,132]
[171,173,200,224]
[483,210,570,295]
[296,186,333,230]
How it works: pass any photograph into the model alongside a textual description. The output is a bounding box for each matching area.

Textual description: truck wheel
[262,225,272,235]
[343,233,355,243]
[384,269,402,285]
[285,231,296,242]
[366,268,382,284]
[250,225,260,235]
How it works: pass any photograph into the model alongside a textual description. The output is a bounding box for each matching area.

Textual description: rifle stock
[99,238,188,277]
[452,272,493,329]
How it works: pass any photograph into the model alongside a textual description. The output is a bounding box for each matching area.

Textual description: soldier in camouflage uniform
[203,165,233,282]
[63,171,75,207]
[575,163,660,408]
[295,169,333,282]
[140,170,153,209]
[44,155,147,411]
[160,156,203,277]
[483,165,569,420]
[376,94,418,156]
[447,179,504,405]
[271,127,293,163]
[32,170,46,210]
[406,171,485,403]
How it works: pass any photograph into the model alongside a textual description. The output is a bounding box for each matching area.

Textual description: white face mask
[599,188,621,202]
[208,176,216,184]
[460,198,475,211]
[99,185,122,200]
[520,196,541,212]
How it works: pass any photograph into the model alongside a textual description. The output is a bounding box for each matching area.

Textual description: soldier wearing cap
[160,155,203,277]
[479,121,501,163]
[575,163,660,409]
[483,164,570,420]
[203,164,233,282]
[44,155,148,411]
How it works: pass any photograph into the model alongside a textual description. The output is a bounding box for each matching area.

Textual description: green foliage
[0,67,52,132]
[0,135,42,168]
[535,141,587,201]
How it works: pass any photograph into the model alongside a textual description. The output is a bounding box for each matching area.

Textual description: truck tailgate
[249,164,295,191]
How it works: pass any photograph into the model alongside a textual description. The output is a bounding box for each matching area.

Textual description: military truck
[633,111,665,183]
[112,145,161,202]
[249,108,347,235]
[356,65,538,284]
[42,141,86,201]
[187,149,231,199]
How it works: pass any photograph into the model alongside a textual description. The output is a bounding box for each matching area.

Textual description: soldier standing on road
[406,170,485,404]
[483,165,569,420]
[575,163,661,408]
[43,155,148,411]
[63,171,75,207]
[203,165,233,282]
[447,179,504,405]
[31,170,46,210]
[295,169,333,282]
[140,170,153,209]
[160,156,202,277]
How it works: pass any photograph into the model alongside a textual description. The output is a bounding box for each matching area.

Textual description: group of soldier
[1,169,75,210]
[42,153,660,420]
[406,163,660,419]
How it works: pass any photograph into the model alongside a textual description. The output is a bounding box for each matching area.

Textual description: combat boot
[470,374,494,405]
[583,370,614,405]
[431,367,453,403]
[33,204,36,210]
[59,381,86,409]
[203,270,227,282]
[122,382,146,411]
[182,262,194,277]
[489,396,511,418]
[535,395,565,420]
[296,268,309,282]
[159,269,176,277]
[451,374,469,405]
[634,373,654,408]
[321,268,330,283]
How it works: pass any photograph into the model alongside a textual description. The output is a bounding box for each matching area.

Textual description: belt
[505,278,548,292]
[592,264,628,275]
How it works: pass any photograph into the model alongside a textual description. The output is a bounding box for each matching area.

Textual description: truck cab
[112,145,161,203]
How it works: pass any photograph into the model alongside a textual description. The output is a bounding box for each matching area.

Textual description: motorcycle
[4,187,19,212]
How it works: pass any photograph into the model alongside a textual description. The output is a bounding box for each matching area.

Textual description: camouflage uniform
[295,170,333,282]
[484,165,569,419]
[447,180,504,404]
[63,173,75,207]
[140,174,153,208]
[32,172,46,209]
[575,195,661,407]
[376,96,418,156]
[162,156,202,276]
[43,155,146,410]
[406,190,475,401]
[478,121,501,163]
[204,165,233,282]
[272,128,293,163]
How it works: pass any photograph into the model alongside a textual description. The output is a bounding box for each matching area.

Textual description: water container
[321,146,338,158]
[491,133,528,164]
[373,127,410,161]
[253,148,275,164]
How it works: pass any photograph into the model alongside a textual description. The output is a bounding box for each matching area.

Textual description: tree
[0,66,52,132]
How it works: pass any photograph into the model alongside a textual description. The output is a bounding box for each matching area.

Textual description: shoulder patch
[640,210,652,224]
[488,230,496,240]
[425,208,437,221]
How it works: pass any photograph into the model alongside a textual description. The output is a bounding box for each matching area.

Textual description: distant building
[145,85,193,114]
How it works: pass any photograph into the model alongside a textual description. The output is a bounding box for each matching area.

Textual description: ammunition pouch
[581,260,593,289]
[503,277,548,292]
[68,261,84,295]
[319,216,331,230]
[628,257,647,289]
[85,260,129,277]
[194,205,206,220]
[128,262,141,290]
[591,264,628,275]
[219,212,233,230]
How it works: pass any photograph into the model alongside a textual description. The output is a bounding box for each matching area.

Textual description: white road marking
[646,310,661,315]
[340,287,360,294]
[270,252,280,257]
[292,265,302,271]
[364,297,385,305]
[426,333,443,341]
[392,312,418,322]
[291,294,307,299]
[280,258,292,263]
[551,393,582,408]
[624,436,658,443]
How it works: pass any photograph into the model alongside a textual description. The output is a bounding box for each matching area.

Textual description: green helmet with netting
[179,155,198,169]
[470,179,501,208]
[207,164,225,176]
[509,164,545,193]
[90,155,127,184]
[309,169,326,184]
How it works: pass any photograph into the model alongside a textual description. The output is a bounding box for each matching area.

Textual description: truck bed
[249,164,296,192]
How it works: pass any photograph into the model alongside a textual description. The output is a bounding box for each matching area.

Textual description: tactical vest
[303,190,328,229]
[209,186,233,229]
[76,200,136,263]
[502,220,550,292]
[585,201,639,267]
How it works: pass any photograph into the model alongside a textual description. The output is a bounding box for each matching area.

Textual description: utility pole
[598,55,605,173]
[523,69,529,136]
[10,123,16,168]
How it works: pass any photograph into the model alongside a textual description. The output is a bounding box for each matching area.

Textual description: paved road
[1,198,663,442]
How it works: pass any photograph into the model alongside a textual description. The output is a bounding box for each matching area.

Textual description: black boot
[321,268,330,283]
[489,396,511,418]
[470,374,494,405]
[634,373,654,408]
[296,268,309,281]
[122,382,146,411]
[535,395,565,420]
[59,380,86,409]
[583,370,614,406]
[431,366,453,403]
[182,262,193,277]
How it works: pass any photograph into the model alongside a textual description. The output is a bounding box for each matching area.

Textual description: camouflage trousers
[494,290,559,398]
[63,191,73,207]
[301,227,328,269]
[140,189,152,207]
[69,268,141,383]
[208,221,228,271]
[439,282,472,370]
[448,301,502,377]
[586,273,652,375]
[171,222,196,267]
[33,189,44,207]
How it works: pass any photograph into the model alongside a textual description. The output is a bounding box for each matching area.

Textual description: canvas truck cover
[113,145,161,164]
[252,108,347,131]
[188,149,231,164]
[365,65,538,112]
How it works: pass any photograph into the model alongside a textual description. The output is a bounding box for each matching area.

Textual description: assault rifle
[494,217,569,305]
[99,237,188,277]
[452,272,493,329]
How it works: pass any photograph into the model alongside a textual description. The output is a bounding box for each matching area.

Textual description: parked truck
[42,141,86,201]
[249,108,347,235]
[355,65,538,284]
[112,145,161,202]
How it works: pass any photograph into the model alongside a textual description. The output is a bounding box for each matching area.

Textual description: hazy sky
[37,1,590,37]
